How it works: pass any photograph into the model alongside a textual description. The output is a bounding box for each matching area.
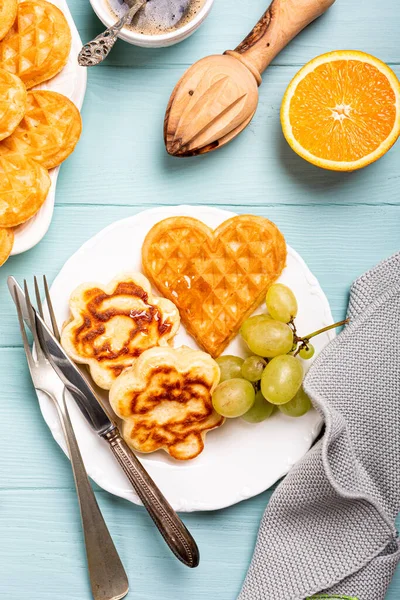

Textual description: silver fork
[13,280,129,600]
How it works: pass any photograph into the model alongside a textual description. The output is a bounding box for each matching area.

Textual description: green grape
[266,283,298,323]
[242,319,293,358]
[261,355,303,405]
[242,390,275,423]
[212,378,255,418]
[241,356,267,382]
[216,355,244,382]
[299,343,315,360]
[240,314,272,344]
[279,387,312,417]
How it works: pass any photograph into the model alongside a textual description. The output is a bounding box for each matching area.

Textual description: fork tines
[36,276,60,342]
[23,280,45,361]
[12,276,60,363]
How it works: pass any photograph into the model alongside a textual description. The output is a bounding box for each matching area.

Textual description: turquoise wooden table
[1,1,399,598]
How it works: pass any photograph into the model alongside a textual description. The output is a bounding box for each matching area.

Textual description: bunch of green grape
[212,284,312,422]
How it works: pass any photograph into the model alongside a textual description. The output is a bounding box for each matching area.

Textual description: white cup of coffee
[89,0,215,48]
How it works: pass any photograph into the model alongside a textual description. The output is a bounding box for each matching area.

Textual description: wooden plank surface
[0,487,397,600]
[1,0,399,598]
[52,65,400,208]
[67,0,400,67]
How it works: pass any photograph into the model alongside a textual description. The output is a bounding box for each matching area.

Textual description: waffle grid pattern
[0,90,82,168]
[0,0,71,89]
[143,216,287,357]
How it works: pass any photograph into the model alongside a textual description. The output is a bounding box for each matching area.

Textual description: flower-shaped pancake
[61,273,180,390]
[109,346,223,461]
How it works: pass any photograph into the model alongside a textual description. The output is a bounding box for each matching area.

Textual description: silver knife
[8,278,199,568]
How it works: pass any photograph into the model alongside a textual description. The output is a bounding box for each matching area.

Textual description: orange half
[281,51,400,171]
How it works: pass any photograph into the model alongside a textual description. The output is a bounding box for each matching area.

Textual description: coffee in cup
[107,0,207,36]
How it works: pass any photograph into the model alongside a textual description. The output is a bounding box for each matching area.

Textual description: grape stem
[289,319,350,356]
[298,318,349,342]
[292,318,349,356]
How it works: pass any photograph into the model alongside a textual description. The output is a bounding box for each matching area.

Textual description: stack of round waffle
[0,0,82,267]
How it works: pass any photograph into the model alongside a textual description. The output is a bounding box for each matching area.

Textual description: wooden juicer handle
[227,0,336,84]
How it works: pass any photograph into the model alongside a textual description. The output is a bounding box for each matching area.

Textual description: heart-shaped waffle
[0,0,71,89]
[142,215,287,357]
[0,0,17,41]
[0,68,26,141]
[0,152,50,227]
[0,90,82,168]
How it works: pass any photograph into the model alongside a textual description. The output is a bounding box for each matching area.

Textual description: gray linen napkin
[238,252,400,600]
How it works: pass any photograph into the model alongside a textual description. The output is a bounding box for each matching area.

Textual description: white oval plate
[38,206,334,512]
[11,0,87,256]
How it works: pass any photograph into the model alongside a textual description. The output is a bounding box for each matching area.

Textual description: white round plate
[11,0,87,256]
[38,205,334,512]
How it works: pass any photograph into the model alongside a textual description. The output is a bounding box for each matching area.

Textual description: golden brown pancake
[142,215,287,357]
[61,272,180,390]
[109,346,223,461]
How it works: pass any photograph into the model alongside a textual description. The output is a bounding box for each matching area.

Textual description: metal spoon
[78,0,147,67]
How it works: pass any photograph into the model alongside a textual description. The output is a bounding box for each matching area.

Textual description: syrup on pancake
[61,273,180,389]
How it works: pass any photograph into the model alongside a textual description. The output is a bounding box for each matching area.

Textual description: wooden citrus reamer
[165,0,336,156]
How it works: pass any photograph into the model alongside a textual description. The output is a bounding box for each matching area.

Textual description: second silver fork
[12,278,129,600]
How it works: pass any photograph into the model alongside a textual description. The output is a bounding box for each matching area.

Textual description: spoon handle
[78,0,146,67]
[233,0,336,77]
